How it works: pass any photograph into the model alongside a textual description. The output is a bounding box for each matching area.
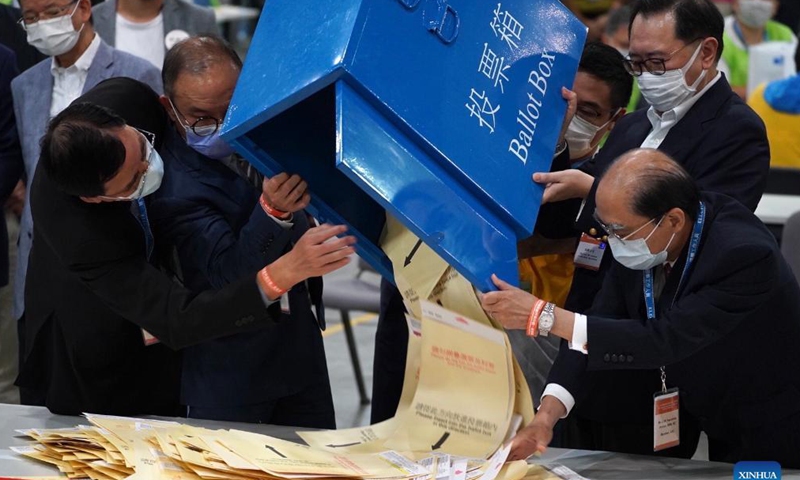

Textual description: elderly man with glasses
[502,0,770,461]
[146,36,338,428]
[483,148,800,468]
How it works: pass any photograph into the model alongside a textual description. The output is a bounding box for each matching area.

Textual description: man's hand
[268,224,356,290]
[508,396,565,461]
[533,169,594,204]
[508,419,553,461]
[557,87,578,149]
[262,173,311,214]
[480,274,538,330]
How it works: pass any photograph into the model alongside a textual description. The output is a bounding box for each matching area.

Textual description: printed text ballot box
[221,0,587,291]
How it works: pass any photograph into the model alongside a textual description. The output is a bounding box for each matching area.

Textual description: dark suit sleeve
[31,181,280,350]
[546,257,630,400]
[0,47,24,203]
[586,243,776,371]
[149,195,294,290]
[63,232,277,350]
[533,148,582,239]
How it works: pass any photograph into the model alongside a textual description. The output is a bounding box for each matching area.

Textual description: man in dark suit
[148,36,334,427]
[522,0,770,457]
[535,0,769,313]
[484,149,800,468]
[18,78,355,416]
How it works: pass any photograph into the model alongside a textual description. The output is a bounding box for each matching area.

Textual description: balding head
[595,149,700,264]
[160,35,241,142]
[599,149,700,222]
[162,36,242,98]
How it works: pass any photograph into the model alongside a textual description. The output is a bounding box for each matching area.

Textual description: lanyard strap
[642,202,705,392]
[643,201,706,320]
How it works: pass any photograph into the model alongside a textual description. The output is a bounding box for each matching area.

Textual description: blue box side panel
[228,86,395,282]
[222,0,362,140]
[345,0,587,236]
[336,82,519,292]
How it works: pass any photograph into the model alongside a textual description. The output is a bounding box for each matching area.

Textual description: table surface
[1,404,798,479]
[755,193,800,225]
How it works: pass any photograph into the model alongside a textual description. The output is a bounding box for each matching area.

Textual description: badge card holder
[573,233,605,271]
[653,367,679,452]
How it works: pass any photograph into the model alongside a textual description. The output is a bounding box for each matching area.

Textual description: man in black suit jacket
[148,37,334,427]
[484,149,800,468]
[521,0,770,457]
[18,79,355,416]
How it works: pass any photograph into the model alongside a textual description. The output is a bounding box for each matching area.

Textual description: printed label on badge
[141,328,160,346]
[574,233,605,271]
[280,294,291,315]
[653,388,680,451]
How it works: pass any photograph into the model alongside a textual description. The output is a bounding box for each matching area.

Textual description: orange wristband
[259,195,290,219]
[526,299,546,337]
[257,266,288,299]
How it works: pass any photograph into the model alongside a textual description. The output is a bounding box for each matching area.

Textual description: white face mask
[738,0,774,28]
[607,216,676,270]
[25,1,83,57]
[637,42,707,113]
[101,142,164,201]
[564,113,615,159]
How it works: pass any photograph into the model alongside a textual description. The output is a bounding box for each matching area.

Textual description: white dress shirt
[640,71,722,149]
[50,33,102,119]
[115,12,165,70]
[542,73,723,416]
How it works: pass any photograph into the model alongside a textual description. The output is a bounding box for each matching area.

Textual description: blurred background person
[601,5,648,111]
[719,0,797,98]
[92,0,219,69]
[748,48,800,168]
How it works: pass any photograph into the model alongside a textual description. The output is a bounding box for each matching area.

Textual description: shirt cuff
[542,384,575,418]
[575,198,587,221]
[269,213,293,229]
[570,313,588,354]
[256,281,280,307]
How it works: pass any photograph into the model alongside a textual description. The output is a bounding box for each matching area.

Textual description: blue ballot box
[221,0,586,292]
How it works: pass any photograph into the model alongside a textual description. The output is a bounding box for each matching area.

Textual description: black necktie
[223,154,264,190]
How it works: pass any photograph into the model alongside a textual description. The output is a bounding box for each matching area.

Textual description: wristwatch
[538,302,556,337]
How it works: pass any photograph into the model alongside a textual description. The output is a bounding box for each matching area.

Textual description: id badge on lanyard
[643,201,705,451]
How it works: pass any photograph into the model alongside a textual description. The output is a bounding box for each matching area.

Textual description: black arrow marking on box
[265,445,286,458]
[404,239,423,267]
[432,432,451,450]
[325,442,361,448]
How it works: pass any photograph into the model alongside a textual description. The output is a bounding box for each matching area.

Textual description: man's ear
[159,95,176,121]
[666,207,686,230]
[608,108,627,130]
